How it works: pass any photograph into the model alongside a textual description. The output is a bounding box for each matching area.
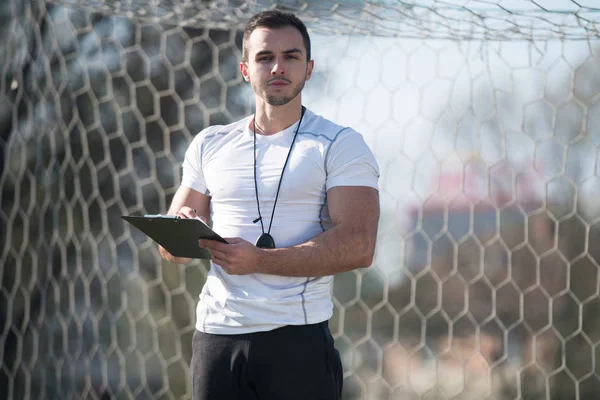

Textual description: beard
[253,77,306,106]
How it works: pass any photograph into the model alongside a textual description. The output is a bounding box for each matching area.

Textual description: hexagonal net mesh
[1,0,600,399]
[51,0,599,40]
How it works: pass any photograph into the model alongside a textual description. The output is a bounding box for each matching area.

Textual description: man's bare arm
[258,186,379,276]
[159,185,211,264]
[200,186,379,276]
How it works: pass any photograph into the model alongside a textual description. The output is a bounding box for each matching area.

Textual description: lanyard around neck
[252,107,306,246]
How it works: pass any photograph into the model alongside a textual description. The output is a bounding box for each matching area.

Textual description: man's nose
[271,60,286,75]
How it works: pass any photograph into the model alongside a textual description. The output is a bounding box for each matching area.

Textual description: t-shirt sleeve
[181,130,210,195]
[325,129,380,191]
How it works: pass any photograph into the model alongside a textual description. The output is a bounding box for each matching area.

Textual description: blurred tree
[380,41,600,400]
[545,44,600,400]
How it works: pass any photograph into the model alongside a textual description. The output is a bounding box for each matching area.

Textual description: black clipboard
[122,215,227,259]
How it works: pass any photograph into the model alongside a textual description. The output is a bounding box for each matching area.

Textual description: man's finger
[198,239,212,249]
[206,247,229,260]
[178,207,196,219]
[211,255,228,269]
[223,237,244,244]
[199,239,229,251]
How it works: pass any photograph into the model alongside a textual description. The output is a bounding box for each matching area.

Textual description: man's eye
[286,55,298,59]
[257,56,272,62]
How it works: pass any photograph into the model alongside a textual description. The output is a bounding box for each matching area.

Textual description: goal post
[1,1,600,399]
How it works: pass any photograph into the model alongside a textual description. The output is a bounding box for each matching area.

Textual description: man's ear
[240,62,250,82]
[305,60,314,81]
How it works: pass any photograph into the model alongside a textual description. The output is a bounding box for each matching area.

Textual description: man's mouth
[268,79,290,86]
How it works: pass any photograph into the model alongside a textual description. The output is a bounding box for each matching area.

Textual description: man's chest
[203,138,327,201]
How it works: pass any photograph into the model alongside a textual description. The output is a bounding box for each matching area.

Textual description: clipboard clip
[144,214,179,219]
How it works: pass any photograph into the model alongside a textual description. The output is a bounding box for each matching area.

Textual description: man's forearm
[256,223,376,277]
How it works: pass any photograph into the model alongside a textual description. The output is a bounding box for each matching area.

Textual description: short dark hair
[242,10,311,62]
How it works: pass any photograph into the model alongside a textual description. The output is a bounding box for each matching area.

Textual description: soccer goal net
[1,1,600,399]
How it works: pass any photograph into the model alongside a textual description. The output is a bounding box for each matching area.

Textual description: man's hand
[198,237,263,275]
[158,206,206,264]
[174,206,200,220]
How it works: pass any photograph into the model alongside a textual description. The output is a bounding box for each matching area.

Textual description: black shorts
[190,321,343,400]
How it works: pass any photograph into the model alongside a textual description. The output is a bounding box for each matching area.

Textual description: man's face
[240,26,313,106]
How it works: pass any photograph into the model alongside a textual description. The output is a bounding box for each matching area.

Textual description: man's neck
[253,98,303,135]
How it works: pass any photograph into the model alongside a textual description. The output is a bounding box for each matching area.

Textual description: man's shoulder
[197,116,250,140]
[302,109,353,142]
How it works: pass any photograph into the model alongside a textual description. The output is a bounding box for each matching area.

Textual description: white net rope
[48,0,600,40]
[2,0,600,399]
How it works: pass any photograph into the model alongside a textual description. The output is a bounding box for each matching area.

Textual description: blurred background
[1,0,600,399]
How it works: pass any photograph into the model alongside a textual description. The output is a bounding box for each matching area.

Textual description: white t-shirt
[181,108,379,334]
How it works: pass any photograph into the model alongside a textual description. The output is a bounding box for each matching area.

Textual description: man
[159,10,380,400]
